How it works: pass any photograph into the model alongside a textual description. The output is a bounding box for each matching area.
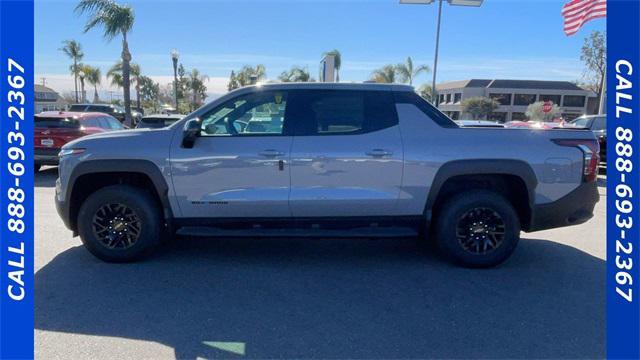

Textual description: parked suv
[56,83,599,267]
[35,111,124,171]
[68,103,142,124]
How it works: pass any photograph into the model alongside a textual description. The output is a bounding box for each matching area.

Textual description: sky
[35,0,606,100]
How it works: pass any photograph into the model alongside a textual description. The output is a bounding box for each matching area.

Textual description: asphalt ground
[34,167,606,359]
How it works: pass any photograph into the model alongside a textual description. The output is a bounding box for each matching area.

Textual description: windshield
[571,117,592,128]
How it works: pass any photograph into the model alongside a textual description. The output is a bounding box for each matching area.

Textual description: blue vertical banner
[607,0,640,358]
[0,0,35,359]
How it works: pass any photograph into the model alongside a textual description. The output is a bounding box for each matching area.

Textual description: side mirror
[182,118,201,148]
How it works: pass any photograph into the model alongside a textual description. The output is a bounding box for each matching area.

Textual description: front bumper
[527,181,600,232]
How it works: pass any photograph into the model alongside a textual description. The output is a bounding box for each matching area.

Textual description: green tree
[59,40,84,103]
[526,101,562,121]
[138,75,160,111]
[581,30,606,113]
[461,96,499,120]
[186,68,209,111]
[81,64,101,103]
[371,65,398,83]
[107,61,142,109]
[234,65,266,87]
[417,84,433,103]
[227,70,239,91]
[322,49,341,82]
[395,57,430,86]
[76,0,135,125]
[278,66,313,82]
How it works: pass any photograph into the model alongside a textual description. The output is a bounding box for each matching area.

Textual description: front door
[170,90,293,218]
[288,89,404,217]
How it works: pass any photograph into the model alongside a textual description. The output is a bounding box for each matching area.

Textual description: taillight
[552,139,600,182]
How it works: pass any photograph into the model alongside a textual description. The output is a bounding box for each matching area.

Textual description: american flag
[562,0,606,36]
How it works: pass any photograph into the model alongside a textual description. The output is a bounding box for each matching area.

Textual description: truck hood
[62,127,173,151]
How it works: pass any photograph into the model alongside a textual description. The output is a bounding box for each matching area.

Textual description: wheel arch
[425,159,537,231]
[65,160,173,233]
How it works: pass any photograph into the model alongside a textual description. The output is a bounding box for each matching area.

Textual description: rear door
[288,89,403,217]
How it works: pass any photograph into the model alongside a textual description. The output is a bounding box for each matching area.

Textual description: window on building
[449,111,460,120]
[445,93,452,103]
[439,94,445,104]
[539,94,561,105]
[454,93,462,104]
[511,112,527,121]
[563,95,586,107]
[489,93,512,106]
[514,94,537,106]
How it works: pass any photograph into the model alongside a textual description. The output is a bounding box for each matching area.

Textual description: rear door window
[291,90,398,136]
[35,117,80,129]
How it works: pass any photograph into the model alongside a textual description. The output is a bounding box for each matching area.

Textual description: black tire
[77,185,162,262]
[434,190,520,268]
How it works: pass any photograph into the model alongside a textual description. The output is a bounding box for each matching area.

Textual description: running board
[176,226,419,238]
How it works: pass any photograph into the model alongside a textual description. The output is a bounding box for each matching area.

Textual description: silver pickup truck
[55,83,599,267]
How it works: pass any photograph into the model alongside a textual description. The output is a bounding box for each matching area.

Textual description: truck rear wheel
[77,185,162,262]
[434,190,520,267]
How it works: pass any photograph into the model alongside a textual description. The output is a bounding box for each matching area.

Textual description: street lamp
[78,70,86,103]
[400,0,483,106]
[171,49,179,109]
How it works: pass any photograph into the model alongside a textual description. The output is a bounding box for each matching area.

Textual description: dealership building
[435,79,598,122]
[35,84,68,113]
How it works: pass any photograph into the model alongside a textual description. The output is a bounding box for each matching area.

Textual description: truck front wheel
[77,185,162,262]
[434,190,520,267]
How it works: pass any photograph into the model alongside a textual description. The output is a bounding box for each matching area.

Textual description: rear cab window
[393,91,458,128]
[289,89,398,136]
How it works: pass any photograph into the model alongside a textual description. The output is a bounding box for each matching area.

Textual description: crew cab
[35,111,125,171]
[55,83,599,267]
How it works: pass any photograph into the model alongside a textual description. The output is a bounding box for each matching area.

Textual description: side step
[176,226,419,238]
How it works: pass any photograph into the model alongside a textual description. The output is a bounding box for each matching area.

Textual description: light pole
[171,49,179,109]
[400,0,483,106]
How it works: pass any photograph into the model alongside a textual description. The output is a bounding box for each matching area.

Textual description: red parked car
[34,111,125,171]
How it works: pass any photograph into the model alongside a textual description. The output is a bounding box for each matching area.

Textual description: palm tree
[186,69,209,111]
[76,0,135,125]
[107,61,141,109]
[81,65,101,103]
[323,49,341,82]
[59,40,84,103]
[395,57,430,86]
[278,66,313,82]
[371,65,398,83]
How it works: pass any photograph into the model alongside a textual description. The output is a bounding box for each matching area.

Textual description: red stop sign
[543,101,553,113]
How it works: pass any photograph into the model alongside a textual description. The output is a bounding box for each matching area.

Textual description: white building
[436,79,598,122]
[35,84,68,113]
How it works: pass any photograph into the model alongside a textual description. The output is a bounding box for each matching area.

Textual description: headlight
[58,148,85,157]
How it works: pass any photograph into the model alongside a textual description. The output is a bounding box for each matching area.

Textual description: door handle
[366,149,393,157]
[259,149,285,157]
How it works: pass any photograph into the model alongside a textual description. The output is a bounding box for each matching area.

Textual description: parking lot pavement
[34,167,606,359]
